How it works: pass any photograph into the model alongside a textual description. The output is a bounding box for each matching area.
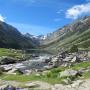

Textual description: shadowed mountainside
[0,21,36,49]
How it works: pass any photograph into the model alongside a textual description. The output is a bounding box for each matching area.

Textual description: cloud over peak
[66,3,90,19]
[0,14,6,22]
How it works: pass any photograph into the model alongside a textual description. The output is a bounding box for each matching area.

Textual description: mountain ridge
[0,21,36,49]
[39,16,90,51]
[0,16,90,51]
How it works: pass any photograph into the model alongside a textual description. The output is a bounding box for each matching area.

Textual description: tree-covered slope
[0,21,35,49]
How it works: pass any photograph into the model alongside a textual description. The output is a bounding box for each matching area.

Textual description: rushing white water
[21,55,51,70]
[0,54,52,72]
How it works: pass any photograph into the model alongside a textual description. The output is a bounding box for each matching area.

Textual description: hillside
[40,16,90,51]
[0,16,90,51]
[0,21,35,49]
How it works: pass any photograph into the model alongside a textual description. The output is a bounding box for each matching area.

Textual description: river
[0,54,52,73]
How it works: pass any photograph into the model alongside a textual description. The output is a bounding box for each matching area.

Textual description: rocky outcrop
[0,79,90,90]
[48,50,90,68]
[0,80,52,90]
[52,79,90,90]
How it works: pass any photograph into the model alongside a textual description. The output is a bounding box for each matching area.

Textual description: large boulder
[71,56,80,63]
[25,81,52,89]
[44,57,52,63]
[16,68,33,75]
[50,56,62,67]
[59,69,78,78]
[63,56,73,62]
[61,78,72,85]
[0,64,13,71]
[78,68,86,74]
[25,82,39,88]
[7,68,17,75]
[44,65,53,70]
[0,85,8,90]
[3,85,16,90]
[0,56,17,65]
[52,80,84,90]
[88,51,90,58]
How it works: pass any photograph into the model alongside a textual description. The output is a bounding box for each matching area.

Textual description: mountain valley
[0,16,90,90]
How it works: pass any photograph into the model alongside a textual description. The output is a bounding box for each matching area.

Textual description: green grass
[0,74,38,82]
[71,61,90,70]
[0,66,67,84]
[82,72,90,78]
[0,48,25,60]
[0,74,63,84]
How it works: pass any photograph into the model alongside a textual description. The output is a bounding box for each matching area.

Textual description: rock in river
[0,56,16,65]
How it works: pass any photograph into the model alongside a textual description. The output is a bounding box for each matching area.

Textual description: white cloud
[66,3,90,19]
[0,14,6,22]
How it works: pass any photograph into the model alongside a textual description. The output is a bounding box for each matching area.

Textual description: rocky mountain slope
[25,33,46,45]
[0,21,36,49]
[0,16,90,50]
[40,16,90,51]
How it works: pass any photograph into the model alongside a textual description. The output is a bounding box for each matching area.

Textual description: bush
[0,68,3,75]
[70,45,78,53]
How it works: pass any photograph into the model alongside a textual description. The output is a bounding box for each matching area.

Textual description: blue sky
[0,0,90,35]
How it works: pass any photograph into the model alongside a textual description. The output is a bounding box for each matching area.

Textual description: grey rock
[25,82,39,88]
[0,64,13,71]
[63,56,72,62]
[62,78,72,85]
[59,69,78,77]
[78,68,86,73]
[4,85,16,90]
[0,56,16,65]
[0,85,8,90]
[71,56,80,63]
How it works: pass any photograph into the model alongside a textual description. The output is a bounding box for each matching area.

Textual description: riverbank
[0,48,90,89]
[0,60,90,89]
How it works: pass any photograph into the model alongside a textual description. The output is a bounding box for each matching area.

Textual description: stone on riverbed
[4,85,16,90]
[71,56,80,63]
[0,56,17,65]
[0,64,13,71]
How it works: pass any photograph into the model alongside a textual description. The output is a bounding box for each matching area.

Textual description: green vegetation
[44,29,90,53]
[1,61,90,84]
[83,72,90,79]
[71,61,90,70]
[70,45,78,53]
[0,48,25,60]
[0,74,62,84]
[0,69,3,75]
